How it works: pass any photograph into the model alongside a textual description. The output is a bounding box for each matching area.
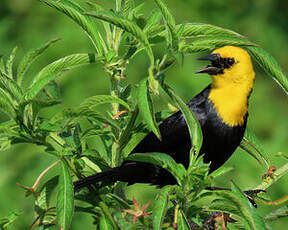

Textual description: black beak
[196,53,222,75]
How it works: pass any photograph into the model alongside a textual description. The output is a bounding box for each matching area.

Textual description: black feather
[74,85,247,189]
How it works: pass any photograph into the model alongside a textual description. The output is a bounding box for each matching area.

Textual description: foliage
[0,0,287,229]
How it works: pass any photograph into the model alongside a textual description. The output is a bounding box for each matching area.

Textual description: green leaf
[264,206,288,222]
[143,10,162,34]
[126,153,186,185]
[17,38,61,86]
[210,182,266,230]
[247,46,288,95]
[98,213,114,230]
[84,10,154,66]
[192,36,256,47]
[23,53,100,101]
[209,166,234,178]
[121,0,135,18]
[231,182,265,230]
[0,55,6,74]
[82,150,110,172]
[163,85,202,171]
[57,160,74,230]
[62,107,121,131]
[6,46,18,79]
[80,95,131,111]
[0,210,22,229]
[153,186,170,230]
[0,88,16,118]
[137,78,160,139]
[40,0,106,55]
[99,202,118,229]
[154,0,177,50]
[177,210,190,230]
[240,128,269,167]
[73,123,82,153]
[180,44,215,54]
[122,132,146,158]
[42,207,57,226]
[180,23,244,38]
[35,176,59,212]
[118,107,139,153]
[0,74,23,101]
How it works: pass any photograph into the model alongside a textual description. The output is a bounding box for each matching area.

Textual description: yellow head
[211,46,255,88]
[196,46,256,126]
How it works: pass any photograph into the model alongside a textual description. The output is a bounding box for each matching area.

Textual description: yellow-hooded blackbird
[74,46,255,189]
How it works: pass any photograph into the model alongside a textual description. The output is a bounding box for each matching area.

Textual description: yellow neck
[208,80,253,127]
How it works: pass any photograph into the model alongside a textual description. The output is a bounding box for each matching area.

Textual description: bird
[74,46,255,190]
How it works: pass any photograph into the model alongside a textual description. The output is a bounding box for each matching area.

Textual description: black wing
[131,85,211,167]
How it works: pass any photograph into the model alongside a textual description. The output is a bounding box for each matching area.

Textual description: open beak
[195,53,222,75]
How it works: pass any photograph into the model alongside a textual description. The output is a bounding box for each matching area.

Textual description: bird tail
[73,167,120,191]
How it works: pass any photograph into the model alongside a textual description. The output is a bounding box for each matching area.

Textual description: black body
[74,85,247,190]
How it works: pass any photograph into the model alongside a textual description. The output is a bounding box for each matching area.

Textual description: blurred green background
[1,0,288,229]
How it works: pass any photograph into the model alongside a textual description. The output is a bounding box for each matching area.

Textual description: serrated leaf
[144,10,162,34]
[80,95,131,111]
[73,123,82,153]
[6,46,18,79]
[192,36,256,47]
[264,206,288,222]
[85,2,113,50]
[35,176,59,212]
[126,153,186,185]
[240,128,269,167]
[99,213,114,230]
[163,85,202,171]
[247,46,288,95]
[17,38,61,86]
[137,78,160,139]
[0,74,23,101]
[0,210,22,228]
[57,160,74,230]
[153,186,170,230]
[0,138,12,151]
[177,210,190,230]
[62,107,121,131]
[23,53,100,101]
[0,55,6,74]
[180,23,244,38]
[210,182,266,230]
[30,98,61,109]
[99,201,117,229]
[122,132,146,158]
[84,10,154,66]
[154,0,177,50]
[180,44,215,54]
[231,183,265,230]
[82,150,110,172]
[209,166,234,178]
[0,88,16,118]
[121,0,134,18]
[40,0,106,55]
[118,107,139,155]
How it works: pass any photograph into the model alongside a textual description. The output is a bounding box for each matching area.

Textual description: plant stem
[111,75,120,115]
[31,159,60,191]
[256,162,288,190]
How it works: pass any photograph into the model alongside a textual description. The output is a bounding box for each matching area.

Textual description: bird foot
[243,189,266,208]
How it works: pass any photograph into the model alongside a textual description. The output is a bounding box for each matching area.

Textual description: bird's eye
[228,58,235,65]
